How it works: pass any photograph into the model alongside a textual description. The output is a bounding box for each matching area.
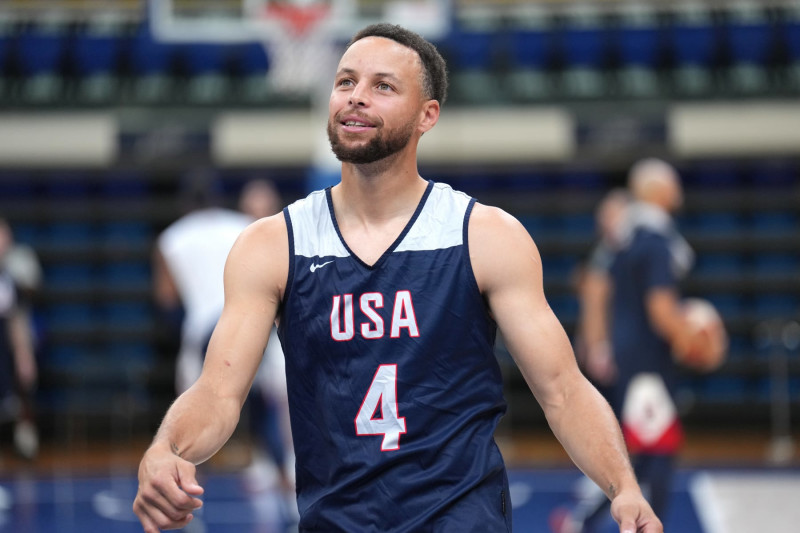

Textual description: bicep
[470,206,583,404]
[198,216,289,405]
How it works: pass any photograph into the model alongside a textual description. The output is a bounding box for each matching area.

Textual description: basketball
[674,298,728,373]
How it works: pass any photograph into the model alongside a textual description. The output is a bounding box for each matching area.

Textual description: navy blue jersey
[279,181,511,532]
[609,227,679,413]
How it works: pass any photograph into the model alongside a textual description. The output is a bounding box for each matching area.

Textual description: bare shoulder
[469,203,542,292]
[225,213,289,301]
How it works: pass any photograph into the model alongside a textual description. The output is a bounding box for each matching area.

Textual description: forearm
[544,377,640,500]
[151,382,242,465]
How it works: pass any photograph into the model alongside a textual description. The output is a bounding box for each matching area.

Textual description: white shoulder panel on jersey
[287,189,349,259]
[396,182,471,253]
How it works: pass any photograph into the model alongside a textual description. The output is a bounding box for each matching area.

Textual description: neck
[333,147,428,223]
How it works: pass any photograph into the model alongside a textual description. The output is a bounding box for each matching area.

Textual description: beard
[327,116,416,164]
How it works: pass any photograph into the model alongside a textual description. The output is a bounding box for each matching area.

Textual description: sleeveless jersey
[279,181,511,532]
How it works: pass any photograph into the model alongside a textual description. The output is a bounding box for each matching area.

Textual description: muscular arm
[470,205,660,531]
[152,214,288,463]
[647,287,693,358]
[134,214,288,532]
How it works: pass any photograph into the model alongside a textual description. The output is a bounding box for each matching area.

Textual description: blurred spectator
[0,218,40,460]
[553,159,699,532]
[574,188,631,392]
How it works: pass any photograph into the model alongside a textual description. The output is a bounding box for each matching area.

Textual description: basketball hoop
[254,1,339,95]
[262,2,331,37]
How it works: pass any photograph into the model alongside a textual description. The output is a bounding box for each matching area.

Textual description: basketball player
[134,24,661,533]
[553,159,699,533]
[0,218,38,460]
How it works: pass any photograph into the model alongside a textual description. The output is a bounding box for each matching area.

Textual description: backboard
[149,0,452,43]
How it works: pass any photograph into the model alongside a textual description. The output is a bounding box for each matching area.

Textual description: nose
[349,82,368,107]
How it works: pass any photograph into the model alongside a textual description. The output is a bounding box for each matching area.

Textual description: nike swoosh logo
[310,260,334,273]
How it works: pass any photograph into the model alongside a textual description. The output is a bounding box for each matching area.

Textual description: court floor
[1,429,798,532]
[1,465,799,532]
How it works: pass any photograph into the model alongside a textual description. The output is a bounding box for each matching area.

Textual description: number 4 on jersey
[355,364,406,451]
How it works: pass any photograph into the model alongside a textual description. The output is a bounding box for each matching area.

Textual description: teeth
[345,121,368,127]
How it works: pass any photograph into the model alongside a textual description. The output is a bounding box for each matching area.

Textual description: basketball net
[257,2,340,95]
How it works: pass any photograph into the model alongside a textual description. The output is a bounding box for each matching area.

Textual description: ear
[417,99,440,135]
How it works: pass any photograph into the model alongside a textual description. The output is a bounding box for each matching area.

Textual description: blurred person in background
[574,188,632,396]
[0,217,39,461]
[553,159,700,533]
[152,172,295,510]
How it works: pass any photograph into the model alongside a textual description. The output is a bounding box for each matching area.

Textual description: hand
[133,442,205,532]
[610,489,663,533]
[585,341,617,386]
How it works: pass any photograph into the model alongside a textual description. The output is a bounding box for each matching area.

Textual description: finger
[177,465,205,498]
[141,479,198,524]
[151,469,203,513]
[135,494,195,532]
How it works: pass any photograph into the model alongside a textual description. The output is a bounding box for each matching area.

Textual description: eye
[337,78,354,88]
[377,82,393,91]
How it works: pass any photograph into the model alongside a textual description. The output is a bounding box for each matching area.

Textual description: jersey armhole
[280,206,296,313]
[462,198,489,316]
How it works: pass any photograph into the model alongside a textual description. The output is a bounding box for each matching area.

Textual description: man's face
[327,36,426,164]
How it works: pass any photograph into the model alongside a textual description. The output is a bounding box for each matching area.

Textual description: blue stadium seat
[445,15,505,103]
[753,253,799,275]
[562,17,609,69]
[46,223,95,248]
[519,214,561,237]
[101,171,148,198]
[45,176,92,198]
[45,303,95,329]
[699,376,747,402]
[725,6,772,65]
[102,260,150,285]
[128,22,177,102]
[504,10,556,101]
[753,295,799,318]
[560,213,595,237]
[667,6,718,95]
[748,162,798,189]
[682,163,742,188]
[44,263,94,287]
[232,41,271,102]
[103,302,151,326]
[558,8,610,99]
[16,22,68,76]
[613,5,663,98]
[723,3,772,94]
[182,41,232,103]
[507,23,553,70]
[16,20,70,102]
[72,17,126,102]
[750,212,798,233]
[0,173,36,199]
[692,254,746,276]
[101,222,150,245]
[682,213,744,236]
[615,9,661,68]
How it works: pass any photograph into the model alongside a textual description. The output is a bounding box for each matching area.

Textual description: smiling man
[133,24,662,533]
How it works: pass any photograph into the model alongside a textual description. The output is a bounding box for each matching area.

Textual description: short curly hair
[347,23,449,105]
